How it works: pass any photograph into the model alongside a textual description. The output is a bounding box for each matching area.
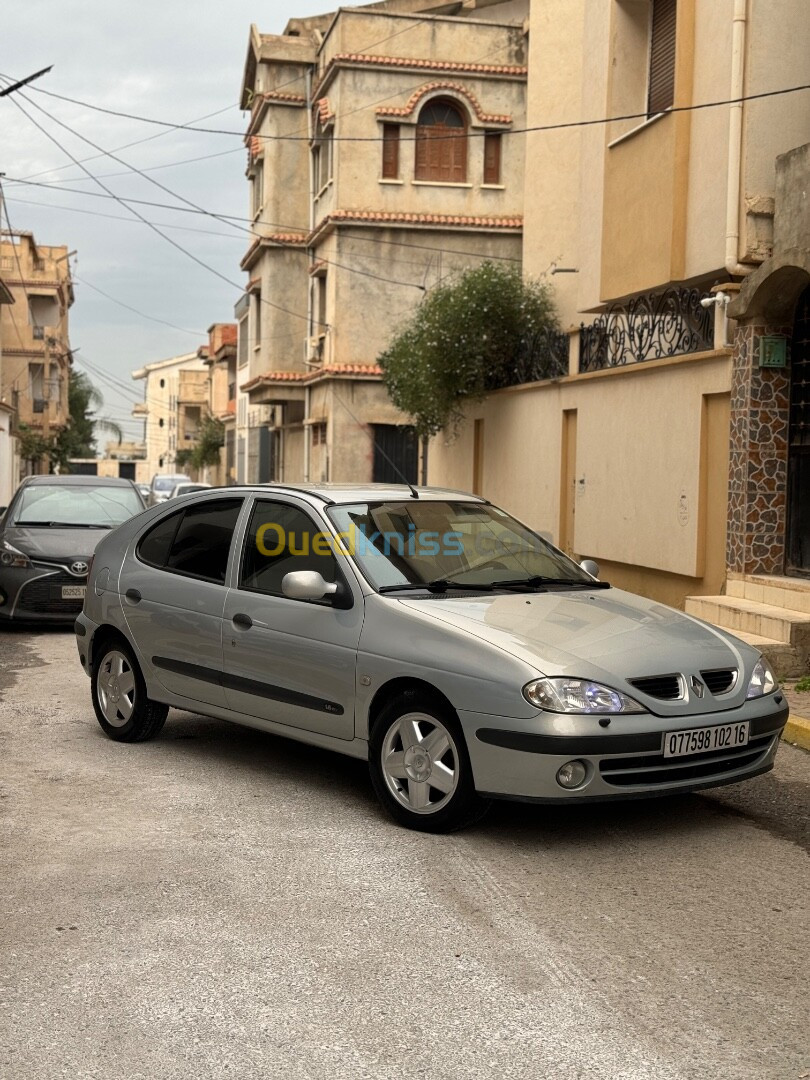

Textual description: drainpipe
[725,0,756,278]
[303,66,316,484]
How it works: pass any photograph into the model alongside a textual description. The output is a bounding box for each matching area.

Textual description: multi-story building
[0,230,74,474]
[429,0,810,672]
[236,0,528,484]
[0,275,15,505]
[200,323,238,486]
[131,351,208,481]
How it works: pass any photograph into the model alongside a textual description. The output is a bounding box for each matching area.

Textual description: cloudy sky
[2,0,337,442]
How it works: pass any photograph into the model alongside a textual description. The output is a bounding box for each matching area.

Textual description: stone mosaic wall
[727,323,791,575]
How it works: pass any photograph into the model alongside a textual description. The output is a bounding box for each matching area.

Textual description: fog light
[556,760,587,789]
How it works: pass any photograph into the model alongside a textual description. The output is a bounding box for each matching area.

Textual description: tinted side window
[165,499,243,582]
[241,500,337,597]
[138,510,183,568]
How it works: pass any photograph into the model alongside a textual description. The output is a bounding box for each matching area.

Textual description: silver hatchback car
[74,484,788,832]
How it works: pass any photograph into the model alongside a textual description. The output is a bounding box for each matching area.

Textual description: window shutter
[483,133,501,184]
[648,0,677,116]
[382,124,400,179]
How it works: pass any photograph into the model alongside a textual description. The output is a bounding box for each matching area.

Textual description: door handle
[232,613,253,629]
[125,588,142,603]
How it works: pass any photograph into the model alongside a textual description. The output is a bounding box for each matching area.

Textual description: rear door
[221,496,363,739]
[121,496,246,707]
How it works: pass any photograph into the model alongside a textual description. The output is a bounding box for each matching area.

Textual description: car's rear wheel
[369,695,489,833]
[92,640,168,742]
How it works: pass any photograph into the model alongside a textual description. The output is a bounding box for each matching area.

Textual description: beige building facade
[131,352,208,483]
[429,0,810,673]
[0,230,74,478]
[237,0,528,484]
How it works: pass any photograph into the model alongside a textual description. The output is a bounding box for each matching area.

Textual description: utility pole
[0,67,53,98]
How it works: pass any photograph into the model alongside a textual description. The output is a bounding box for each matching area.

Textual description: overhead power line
[4,80,806,142]
[3,88,314,327]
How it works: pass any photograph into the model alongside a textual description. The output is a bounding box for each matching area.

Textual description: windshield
[154,476,186,492]
[326,500,593,590]
[11,484,143,528]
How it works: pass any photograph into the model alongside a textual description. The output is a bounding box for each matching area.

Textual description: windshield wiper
[379,580,499,594]
[14,520,114,529]
[492,576,611,590]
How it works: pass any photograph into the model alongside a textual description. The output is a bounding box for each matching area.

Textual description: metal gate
[787,283,810,575]
[372,425,418,485]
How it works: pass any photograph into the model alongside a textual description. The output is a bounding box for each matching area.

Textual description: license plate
[663,722,749,758]
[61,585,86,600]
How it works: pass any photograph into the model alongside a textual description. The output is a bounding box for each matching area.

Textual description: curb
[782,713,810,752]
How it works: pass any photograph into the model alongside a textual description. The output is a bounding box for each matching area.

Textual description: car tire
[369,694,490,833]
[92,639,168,743]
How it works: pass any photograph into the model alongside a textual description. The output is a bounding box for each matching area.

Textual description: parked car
[0,475,145,624]
[168,481,211,499]
[74,484,788,832]
[147,473,191,507]
[136,483,151,501]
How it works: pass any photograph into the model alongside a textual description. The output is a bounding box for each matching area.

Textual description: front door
[787,284,810,575]
[221,497,363,739]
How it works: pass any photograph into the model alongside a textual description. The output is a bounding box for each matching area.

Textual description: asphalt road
[1,629,808,1080]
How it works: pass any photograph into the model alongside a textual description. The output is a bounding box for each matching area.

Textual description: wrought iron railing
[486,326,571,390]
[579,288,714,373]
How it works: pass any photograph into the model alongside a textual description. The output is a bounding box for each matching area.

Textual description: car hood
[397,587,758,715]
[3,524,111,560]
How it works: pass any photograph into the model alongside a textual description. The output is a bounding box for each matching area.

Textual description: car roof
[191,483,486,506]
[23,474,136,487]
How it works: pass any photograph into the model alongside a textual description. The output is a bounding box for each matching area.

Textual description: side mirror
[282,570,352,608]
[580,559,600,579]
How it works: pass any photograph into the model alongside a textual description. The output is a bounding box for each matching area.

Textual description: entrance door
[559,409,577,558]
[787,284,810,575]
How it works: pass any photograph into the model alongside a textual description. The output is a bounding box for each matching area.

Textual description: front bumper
[460,693,789,802]
[0,564,88,623]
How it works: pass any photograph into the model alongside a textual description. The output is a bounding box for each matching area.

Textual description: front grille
[701,668,737,695]
[16,572,85,615]
[627,674,683,700]
[599,734,773,788]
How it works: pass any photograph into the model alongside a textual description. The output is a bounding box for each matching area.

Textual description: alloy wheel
[381,711,459,814]
[96,649,136,728]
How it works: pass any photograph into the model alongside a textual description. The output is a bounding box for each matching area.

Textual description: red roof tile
[321,210,523,230]
[319,55,528,90]
[241,364,383,393]
[377,81,512,125]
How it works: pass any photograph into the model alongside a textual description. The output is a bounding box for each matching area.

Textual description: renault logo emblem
[70,561,89,576]
[690,675,705,699]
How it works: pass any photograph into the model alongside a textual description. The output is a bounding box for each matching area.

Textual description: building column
[726,321,791,577]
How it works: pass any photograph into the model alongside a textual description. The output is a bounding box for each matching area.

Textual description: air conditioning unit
[249,404,276,427]
[306,335,324,363]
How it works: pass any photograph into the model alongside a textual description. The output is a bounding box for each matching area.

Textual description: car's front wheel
[92,639,168,742]
[369,695,489,832]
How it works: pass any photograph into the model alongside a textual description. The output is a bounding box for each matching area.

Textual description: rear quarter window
[137,499,243,583]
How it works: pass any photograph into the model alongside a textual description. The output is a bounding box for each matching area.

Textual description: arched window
[415,99,467,183]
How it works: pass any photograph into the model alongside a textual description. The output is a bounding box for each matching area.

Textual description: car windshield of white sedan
[11,485,142,528]
[327,501,593,590]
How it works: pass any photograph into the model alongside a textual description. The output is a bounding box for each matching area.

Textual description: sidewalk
[782,682,810,752]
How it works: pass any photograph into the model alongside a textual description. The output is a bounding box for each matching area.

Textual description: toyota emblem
[70,560,89,576]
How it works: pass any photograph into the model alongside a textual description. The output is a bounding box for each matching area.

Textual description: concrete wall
[428,351,732,607]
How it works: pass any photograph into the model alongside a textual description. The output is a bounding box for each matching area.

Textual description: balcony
[579,288,715,373]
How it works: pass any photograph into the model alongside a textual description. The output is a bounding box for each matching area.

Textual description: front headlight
[0,539,33,569]
[523,677,645,714]
[746,657,777,699]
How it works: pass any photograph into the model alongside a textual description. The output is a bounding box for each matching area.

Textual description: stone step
[726,574,810,615]
[719,629,808,680]
[684,595,810,649]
